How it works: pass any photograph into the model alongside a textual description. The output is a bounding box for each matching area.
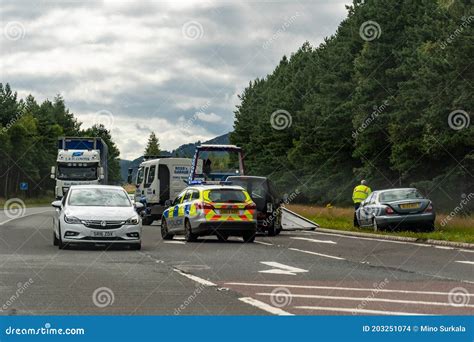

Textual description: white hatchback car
[51,185,143,250]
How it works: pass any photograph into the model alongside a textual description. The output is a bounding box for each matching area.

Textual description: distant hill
[119,132,230,183]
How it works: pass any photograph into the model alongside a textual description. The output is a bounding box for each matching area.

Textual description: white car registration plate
[92,231,114,237]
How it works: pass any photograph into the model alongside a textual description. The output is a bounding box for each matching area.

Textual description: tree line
[231,0,473,211]
[0,83,121,198]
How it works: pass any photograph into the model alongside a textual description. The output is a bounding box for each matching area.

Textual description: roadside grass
[287,204,474,244]
[123,184,136,194]
[0,196,54,208]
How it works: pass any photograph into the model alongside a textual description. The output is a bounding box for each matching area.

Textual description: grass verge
[287,204,474,244]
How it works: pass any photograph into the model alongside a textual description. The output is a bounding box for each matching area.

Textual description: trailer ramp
[281,207,319,231]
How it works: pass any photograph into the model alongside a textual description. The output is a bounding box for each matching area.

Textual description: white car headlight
[64,215,81,224]
[126,216,140,225]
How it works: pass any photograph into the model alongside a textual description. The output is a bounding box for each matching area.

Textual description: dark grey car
[356,188,436,232]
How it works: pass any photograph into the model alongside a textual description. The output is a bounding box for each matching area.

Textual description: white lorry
[50,137,108,199]
[129,157,201,225]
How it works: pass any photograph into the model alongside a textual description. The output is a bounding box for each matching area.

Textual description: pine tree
[144,132,161,157]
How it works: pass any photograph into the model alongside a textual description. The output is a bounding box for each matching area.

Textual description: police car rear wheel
[242,232,255,243]
[184,220,197,242]
[161,219,174,240]
[216,232,228,242]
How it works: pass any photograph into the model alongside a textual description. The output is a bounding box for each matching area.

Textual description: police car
[161,185,257,242]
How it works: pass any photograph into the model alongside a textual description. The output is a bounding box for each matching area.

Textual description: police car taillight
[196,202,214,210]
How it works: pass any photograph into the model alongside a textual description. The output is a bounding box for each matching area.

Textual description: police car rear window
[208,189,246,203]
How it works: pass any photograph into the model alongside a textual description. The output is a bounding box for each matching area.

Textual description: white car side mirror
[51,200,62,209]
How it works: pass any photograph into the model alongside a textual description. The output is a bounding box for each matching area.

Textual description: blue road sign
[20,182,28,191]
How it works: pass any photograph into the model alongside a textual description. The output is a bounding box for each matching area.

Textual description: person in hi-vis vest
[352,180,371,227]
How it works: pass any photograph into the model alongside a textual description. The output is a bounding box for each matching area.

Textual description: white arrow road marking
[289,248,345,260]
[455,261,474,265]
[173,269,216,286]
[291,237,337,244]
[163,241,186,244]
[239,297,293,316]
[259,261,308,275]
[255,241,273,246]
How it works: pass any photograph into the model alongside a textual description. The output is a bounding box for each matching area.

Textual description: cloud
[0,0,350,159]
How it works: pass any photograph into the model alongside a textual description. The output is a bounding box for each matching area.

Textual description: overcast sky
[1,0,349,160]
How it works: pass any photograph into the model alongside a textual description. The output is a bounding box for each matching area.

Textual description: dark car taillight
[385,206,394,215]
[245,203,257,210]
[424,203,433,213]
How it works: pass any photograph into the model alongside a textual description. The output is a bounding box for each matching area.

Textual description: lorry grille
[82,220,125,229]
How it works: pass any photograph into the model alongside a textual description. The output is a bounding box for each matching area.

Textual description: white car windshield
[68,188,131,207]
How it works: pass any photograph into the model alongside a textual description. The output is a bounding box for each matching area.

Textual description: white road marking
[238,297,293,316]
[435,246,454,250]
[163,241,186,245]
[255,241,273,246]
[308,231,430,247]
[289,247,345,260]
[225,282,474,296]
[173,269,216,286]
[0,210,52,226]
[257,292,474,308]
[295,306,426,316]
[291,237,337,244]
[259,261,308,276]
[455,261,474,265]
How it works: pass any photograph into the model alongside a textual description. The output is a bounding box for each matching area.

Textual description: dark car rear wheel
[161,219,174,240]
[267,223,277,236]
[184,220,197,242]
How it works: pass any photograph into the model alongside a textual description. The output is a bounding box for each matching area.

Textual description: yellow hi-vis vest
[352,185,371,203]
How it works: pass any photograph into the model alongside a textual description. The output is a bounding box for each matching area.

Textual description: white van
[132,158,201,225]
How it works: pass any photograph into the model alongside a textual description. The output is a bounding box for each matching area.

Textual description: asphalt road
[0,208,473,316]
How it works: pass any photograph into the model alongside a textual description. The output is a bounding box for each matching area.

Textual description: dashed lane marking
[289,247,345,260]
[238,297,293,316]
[291,237,337,244]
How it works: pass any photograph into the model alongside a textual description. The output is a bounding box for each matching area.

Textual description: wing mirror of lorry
[99,167,105,180]
[50,166,56,179]
[51,200,62,209]
[127,168,133,184]
[165,199,172,207]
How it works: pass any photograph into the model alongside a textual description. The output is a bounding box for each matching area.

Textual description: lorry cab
[131,157,195,225]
